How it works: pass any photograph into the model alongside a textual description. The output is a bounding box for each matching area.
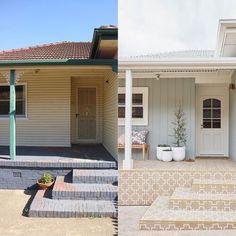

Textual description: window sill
[0,117,29,121]
[118,119,148,126]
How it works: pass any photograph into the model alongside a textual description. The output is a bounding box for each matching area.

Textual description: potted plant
[171,106,187,161]
[156,144,171,160]
[161,149,173,162]
[37,173,54,189]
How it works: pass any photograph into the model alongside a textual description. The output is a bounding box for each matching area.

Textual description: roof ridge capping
[99,25,117,29]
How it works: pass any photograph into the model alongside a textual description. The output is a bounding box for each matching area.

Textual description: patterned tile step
[170,187,236,211]
[52,176,117,200]
[192,179,236,194]
[139,197,236,231]
[29,190,117,218]
[73,169,118,184]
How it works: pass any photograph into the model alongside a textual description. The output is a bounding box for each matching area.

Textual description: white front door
[196,85,229,156]
[76,87,97,142]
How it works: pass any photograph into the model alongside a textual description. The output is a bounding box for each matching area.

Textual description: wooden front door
[77,87,97,142]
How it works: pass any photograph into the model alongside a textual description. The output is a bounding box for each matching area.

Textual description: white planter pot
[162,150,173,162]
[156,146,171,160]
[172,146,186,161]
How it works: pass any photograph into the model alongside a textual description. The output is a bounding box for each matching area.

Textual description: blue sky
[0,0,117,50]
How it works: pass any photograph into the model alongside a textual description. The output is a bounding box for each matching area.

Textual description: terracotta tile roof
[0,42,92,61]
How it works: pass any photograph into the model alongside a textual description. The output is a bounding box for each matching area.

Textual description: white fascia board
[119,58,236,71]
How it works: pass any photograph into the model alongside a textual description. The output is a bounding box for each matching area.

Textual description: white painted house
[119,19,236,168]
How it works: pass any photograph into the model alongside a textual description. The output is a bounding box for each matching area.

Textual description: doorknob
[201,124,203,129]
[76,113,80,118]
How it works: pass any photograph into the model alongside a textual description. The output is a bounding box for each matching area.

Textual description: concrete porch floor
[0,144,116,162]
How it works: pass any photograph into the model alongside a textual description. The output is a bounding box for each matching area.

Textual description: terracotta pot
[37,180,54,189]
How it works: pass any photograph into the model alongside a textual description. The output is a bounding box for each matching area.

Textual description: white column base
[123,159,134,170]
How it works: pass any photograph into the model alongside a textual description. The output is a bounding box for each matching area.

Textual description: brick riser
[29,190,117,218]
[52,176,117,200]
[28,169,118,218]
[73,169,118,184]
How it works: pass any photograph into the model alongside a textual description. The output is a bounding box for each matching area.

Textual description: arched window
[203,98,221,128]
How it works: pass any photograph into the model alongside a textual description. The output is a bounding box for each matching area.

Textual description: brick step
[170,187,236,211]
[73,169,118,184]
[192,179,236,194]
[29,190,117,218]
[140,197,236,231]
[52,176,117,200]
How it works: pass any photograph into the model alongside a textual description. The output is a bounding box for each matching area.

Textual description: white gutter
[119,58,236,70]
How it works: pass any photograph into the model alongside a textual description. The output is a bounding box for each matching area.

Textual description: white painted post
[123,70,133,169]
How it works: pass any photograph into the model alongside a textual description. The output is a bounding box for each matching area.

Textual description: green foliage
[172,106,187,147]
[38,173,54,184]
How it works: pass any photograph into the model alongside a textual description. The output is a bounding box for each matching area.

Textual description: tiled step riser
[140,221,236,231]
[52,191,117,200]
[139,197,236,231]
[170,199,236,211]
[192,185,236,194]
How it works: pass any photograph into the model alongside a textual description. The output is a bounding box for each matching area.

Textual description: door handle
[201,124,203,129]
[76,113,80,118]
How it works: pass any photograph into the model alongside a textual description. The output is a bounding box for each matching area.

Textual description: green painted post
[9,70,16,160]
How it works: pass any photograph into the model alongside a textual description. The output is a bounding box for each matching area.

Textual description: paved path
[0,190,117,236]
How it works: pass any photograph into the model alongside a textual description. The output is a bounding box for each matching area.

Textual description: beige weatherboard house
[0,26,118,160]
[118,19,236,232]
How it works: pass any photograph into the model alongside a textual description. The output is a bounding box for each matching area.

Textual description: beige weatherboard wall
[0,67,118,160]
[0,70,71,146]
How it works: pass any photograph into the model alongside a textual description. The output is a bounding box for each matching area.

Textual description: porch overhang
[0,59,118,72]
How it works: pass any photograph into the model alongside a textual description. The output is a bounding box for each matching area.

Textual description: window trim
[118,87,148,126]
[0,82,28,120]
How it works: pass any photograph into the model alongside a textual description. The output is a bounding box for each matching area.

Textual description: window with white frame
[0,84,26,117]
[118,87,148,126]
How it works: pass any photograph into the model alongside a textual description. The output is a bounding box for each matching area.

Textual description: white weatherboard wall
[230,71,236,161]
[118,77,195,160]
[103,70,118,159]
[0,72,71,146]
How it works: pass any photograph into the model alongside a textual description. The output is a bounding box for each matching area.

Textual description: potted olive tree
[171,106,187,161]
